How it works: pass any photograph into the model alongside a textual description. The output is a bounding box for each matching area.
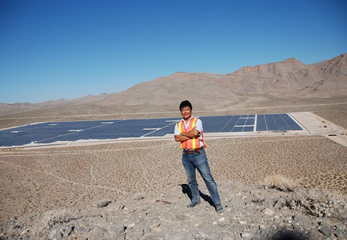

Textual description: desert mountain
[0,54,346,115]
[97,53,347,109]
[0,94,109,113]
[98,72,240,110]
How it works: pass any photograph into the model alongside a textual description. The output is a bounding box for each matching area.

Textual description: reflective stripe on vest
[177,118,206,150]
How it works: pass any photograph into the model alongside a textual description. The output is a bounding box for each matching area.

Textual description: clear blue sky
[1,0,346,103]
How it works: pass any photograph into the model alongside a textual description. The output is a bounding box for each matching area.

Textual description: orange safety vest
[177,118,207,150]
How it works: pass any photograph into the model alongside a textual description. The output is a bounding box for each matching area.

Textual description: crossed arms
[174,128,200,143]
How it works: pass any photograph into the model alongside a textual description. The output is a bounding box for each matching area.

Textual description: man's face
[180,106,192,120]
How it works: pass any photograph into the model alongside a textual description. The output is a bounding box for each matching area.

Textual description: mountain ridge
[0,53,346,114]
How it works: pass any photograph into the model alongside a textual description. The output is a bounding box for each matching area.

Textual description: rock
[273,197,287,209]
[89,226,109,239]
[319,225,334,237]
[97,227,109,238]
[153,227,162,232]
[77,227,89,234]
[264,198,275,207]
[95,216,108,225]
[294,215,307,225]
[9,224,21,231]
[50,229,63,240]
[96,200,112,208]
[262,208,274,216]
[241,232,252,238]
[126,229,145,239]
[133,193,146,200]
[112,223,126,235]
[64,225,74,236]
[229,198,243,211]
[334,227,346,239]
[127,223,136,229]
[20,229,29,236]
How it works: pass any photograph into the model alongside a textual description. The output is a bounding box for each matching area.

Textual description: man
[174,100,223,213]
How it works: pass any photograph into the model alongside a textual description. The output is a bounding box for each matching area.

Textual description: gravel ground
[1,135,346,224]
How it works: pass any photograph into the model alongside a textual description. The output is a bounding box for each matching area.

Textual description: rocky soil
[1,180,346,240]
[0,135,346,239]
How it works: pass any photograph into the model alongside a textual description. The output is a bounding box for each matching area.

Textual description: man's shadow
[181,184,214,206]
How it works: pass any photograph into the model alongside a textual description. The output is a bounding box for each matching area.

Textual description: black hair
[179,100,192,111]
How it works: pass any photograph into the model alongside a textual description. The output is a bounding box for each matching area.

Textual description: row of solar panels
[0,114,302,147]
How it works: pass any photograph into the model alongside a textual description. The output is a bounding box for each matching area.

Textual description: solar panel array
[257,114,303,131]
[201,115,256,133]
[0,114,302,147]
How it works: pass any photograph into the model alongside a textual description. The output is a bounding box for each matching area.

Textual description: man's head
[179,100,192,120]
[179,100,192,111]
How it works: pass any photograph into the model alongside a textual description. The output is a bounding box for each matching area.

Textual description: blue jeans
[182,148,221,205]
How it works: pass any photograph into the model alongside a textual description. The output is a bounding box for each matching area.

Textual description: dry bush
[8,209,80,239]
[288,187,347,222]
[263,174,296,192]
[39,209,77,231]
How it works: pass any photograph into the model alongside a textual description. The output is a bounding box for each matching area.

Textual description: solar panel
[256,115,267,131]
[0,114,303,147]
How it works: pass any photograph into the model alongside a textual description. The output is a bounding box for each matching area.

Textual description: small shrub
[290,187,347,222]
[263,174,296,192]
[40,209,76,230]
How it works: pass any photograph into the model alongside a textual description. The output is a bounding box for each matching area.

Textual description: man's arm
[175,128,200,142]
[174,134,190,142]
[181,128,200,138]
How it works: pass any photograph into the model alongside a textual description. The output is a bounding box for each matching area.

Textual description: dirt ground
[1,135,347,224]
[0,98,347,224]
